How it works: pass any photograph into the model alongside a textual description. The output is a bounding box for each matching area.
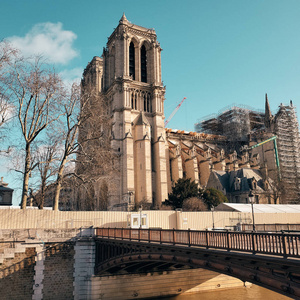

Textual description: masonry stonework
[43,243,75,300]
[0,248,36,300]
[90,269,249,299]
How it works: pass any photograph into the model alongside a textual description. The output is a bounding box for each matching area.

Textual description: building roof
[134,112,150,126]
[0,186,14,192]
[210,170,229,191]
[0,177,14,192]
[209,168,266,194]
[216,203,300,213]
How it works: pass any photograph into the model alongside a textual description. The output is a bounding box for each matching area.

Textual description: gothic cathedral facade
[81,14,168,209]
[79,15,300,210]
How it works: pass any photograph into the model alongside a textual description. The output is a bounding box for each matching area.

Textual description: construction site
[193,96,300,204]
[195,104,265,142]
[274,102,300,203]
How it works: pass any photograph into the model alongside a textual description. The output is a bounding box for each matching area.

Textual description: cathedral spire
[119,13,128,24]
[265,93,273,129]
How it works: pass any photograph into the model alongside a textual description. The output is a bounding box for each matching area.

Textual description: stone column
[73,238,96,300]
[32,244,45,300]
[133,113,152,204]
[170,146,183,184]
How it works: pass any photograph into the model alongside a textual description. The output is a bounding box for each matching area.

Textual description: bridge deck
[95,228,300,299]
[95,227,300,258]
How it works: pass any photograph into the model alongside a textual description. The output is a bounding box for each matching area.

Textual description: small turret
[119,13,129,24]
[265,93,273,130]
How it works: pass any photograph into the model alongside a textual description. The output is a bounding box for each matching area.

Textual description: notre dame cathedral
[78,14,300,210]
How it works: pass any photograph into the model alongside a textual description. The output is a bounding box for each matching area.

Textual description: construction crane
[242,136,281,179]
[164,97,186,127]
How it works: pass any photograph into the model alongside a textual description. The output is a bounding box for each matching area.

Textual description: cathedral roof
[134,112,150,126]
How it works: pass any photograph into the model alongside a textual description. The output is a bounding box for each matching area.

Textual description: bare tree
[73,83,115,211]
[52,83,90,210]
[0,41,18,142]
[34,141,58,209]
[76,85,112,179]
[259,164,284,204]
[53,82,114,211]
[182,197,208,211]
[5,56,65,209]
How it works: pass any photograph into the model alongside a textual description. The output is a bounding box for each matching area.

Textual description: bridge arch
[95,238,300,299]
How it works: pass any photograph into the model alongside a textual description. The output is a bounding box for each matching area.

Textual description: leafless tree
[182,197,208,211]
[98,181,109,211]
[68,83,114,211]
[4,56,65,209]
[261,166,284,204]
[76,85,112,179]
[0,41,18,143]
[49,80,113,210]
[52,83,90,210]
[33,141,59,209]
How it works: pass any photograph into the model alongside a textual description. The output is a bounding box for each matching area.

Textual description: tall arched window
[131,92,137,110]
[141,45,147,83]
[129,42,135,80]
[143,94,147,111]
[131,94,134,109]
[147,94,151,112]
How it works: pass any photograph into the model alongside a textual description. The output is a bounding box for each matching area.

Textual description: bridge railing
[95,228,300,258]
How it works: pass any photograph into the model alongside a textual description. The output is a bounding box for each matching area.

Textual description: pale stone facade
[81,14,168,209]
[80,15,296,210]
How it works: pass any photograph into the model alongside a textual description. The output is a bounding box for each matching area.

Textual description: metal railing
[241,223,300,232]
[95,227,300,258]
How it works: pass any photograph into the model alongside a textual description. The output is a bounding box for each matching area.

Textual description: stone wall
[0,234,77,299]
[91,269,249,299]
[0,247,36,300]
[43,243,75,300]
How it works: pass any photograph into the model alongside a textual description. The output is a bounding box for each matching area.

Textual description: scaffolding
[275,103,300,203]
[195,105,265,142]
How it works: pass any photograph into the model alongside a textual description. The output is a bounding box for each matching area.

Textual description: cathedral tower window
[131,94,134,109]
[143,94,147,111]
[147,94,151,112]
[131,92,137,110]
[141,45,147,83]
[129,42,135,80]
[142,93,152,113]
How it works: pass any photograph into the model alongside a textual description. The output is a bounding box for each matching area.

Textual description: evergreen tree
[167,178,200,209]
[202,187,228,209]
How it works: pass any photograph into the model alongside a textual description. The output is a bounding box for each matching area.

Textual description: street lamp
[139,205,143,229]
[248,191,256,231]
[211,206,215,230]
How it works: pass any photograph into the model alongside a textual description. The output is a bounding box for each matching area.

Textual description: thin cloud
[8,22,79,65]
[59,68,83,87]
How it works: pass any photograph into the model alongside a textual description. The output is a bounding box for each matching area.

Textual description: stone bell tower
[82,14,168,209]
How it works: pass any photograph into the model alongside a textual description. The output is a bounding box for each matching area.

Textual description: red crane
[164,97,186,127]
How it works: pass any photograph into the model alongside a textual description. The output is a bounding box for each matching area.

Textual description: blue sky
[1,0,300,205]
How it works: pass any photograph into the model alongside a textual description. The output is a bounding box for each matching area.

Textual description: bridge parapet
[95,227,300,258]
[94,228,300,299]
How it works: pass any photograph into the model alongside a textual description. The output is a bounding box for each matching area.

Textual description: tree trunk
[53,178,61,211]
[40,183,45,209]
[53,159,67,211]
[21,143,31,209]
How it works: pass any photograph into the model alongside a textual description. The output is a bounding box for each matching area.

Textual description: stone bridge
[0,227,299,299]
[95,228,300,299]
